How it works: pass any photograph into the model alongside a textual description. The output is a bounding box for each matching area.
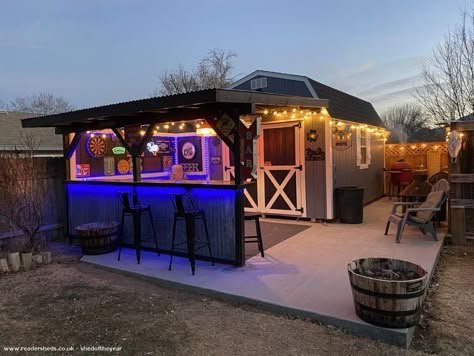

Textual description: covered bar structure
[22,89,329,267]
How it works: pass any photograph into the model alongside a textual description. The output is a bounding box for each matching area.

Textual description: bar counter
[66,179,253,265]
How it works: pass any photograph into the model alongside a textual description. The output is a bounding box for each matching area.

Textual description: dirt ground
[0,241,473,356]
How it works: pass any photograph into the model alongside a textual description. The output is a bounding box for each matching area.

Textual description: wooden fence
[385,142,448,178]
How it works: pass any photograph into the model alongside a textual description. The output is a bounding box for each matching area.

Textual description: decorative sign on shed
[332,123,352,151]
[76,164,90,177]
[240,115,262,180]
[215,112,236,137]
[177,137,203,172]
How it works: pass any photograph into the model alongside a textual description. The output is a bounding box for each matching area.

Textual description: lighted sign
[146,142,159,155]
[112,147,126,155]
[182,142,196,160]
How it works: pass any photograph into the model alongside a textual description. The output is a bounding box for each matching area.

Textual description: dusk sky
[0,0,470,115]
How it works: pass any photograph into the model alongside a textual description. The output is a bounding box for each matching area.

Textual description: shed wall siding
[233,76,313,98]
[332,134,384,206]
[303,117,327,219]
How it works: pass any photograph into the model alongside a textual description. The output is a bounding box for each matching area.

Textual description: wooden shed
[227,70,387,220]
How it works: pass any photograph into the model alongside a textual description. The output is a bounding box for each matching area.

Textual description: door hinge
[296,207,304,213]
[224,166,232,171]
[295,165,302,171]
[293,122,302,128]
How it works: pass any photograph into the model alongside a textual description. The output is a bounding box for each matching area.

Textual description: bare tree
[0,99,6,111]
[157,49,237,95]
[413,9,474,123]
[0,134,50,252]
[382,103,430,143]
[8,92,74,115]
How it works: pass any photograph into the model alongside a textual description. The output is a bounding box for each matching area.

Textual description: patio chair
[431,179,449,225]
[384,190,447,243]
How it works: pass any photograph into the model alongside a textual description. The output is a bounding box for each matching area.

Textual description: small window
[250,77,268,90]
[357,127,371,169]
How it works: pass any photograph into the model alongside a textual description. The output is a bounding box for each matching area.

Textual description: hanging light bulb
[164,124,169,129]
[264,109,268,115]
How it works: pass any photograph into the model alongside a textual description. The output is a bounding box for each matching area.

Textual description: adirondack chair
[384,190,447,243]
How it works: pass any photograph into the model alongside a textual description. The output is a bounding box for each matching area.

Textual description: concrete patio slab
[81,197,445,348]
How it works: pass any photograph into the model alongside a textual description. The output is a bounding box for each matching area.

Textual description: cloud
[356,74,424,98]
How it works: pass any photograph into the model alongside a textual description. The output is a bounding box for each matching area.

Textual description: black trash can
[335,186,364,224]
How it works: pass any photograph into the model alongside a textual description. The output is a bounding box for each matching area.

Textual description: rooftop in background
[386,127,446,144]
[0,111,62,155]
[458,114,474,121]
[228,70,384,128]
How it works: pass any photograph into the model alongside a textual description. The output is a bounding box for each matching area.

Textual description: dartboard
[87,136,107,158]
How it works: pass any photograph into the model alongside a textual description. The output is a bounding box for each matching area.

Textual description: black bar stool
[169,194,214,275]
[117,191,159,264]
[244,212,264,257]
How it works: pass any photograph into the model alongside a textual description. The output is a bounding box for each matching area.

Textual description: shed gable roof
[228,70,384,127]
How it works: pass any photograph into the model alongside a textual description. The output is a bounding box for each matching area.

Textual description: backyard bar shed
[21,89,331,266]
[228,70,387,218]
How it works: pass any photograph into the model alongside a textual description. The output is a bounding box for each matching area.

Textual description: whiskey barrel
[75,221,120,255]
[347,258,428,328]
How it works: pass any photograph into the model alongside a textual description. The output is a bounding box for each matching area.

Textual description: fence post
[451,206,466,245]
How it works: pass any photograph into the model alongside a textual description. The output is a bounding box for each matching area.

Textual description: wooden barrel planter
[347,258,428,328]
[75,221,120,255]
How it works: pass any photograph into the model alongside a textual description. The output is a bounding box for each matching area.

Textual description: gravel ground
[0,241,473,356]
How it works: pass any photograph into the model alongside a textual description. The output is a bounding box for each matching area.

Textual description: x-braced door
[258,122,306,216]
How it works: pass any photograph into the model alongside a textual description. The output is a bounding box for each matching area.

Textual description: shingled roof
[0,111,62,154]
[228,70,384,127]
[307,78,383,127]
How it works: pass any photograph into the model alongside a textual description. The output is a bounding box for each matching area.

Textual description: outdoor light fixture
[196,127,216,136]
